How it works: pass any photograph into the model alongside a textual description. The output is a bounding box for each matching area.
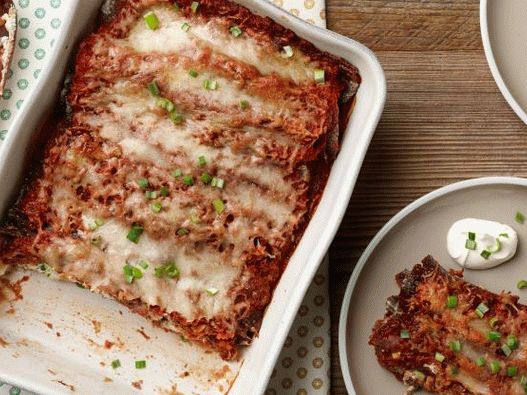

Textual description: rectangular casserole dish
[0,1,386,394]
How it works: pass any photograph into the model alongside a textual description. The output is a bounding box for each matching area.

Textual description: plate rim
[338,176,527,394]
[480,0,527,125]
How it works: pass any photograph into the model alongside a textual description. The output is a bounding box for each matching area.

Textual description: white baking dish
[0,1,386,394]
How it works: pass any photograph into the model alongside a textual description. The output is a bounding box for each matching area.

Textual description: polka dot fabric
[0,1,330,394]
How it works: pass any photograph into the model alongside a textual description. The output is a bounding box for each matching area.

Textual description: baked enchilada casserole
[0,0,360,359]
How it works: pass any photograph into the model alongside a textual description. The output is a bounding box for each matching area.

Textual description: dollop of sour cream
[447,218,518,269]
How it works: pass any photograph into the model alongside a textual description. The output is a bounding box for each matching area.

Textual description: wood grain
[326,1,527,394]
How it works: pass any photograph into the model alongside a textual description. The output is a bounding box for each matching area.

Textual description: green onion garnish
[172,169,182,178]
[183,175,194,186]
[282,45,294,58]
[145,191,157,200]
[205,287,219,296]
[488,238,501,253]
[475,356,485,367]
[446,295,458,309]
[169,111,184,124]
[518,280,527,289]
[490,360,501,375]
[190,1,199,12]
[516,211,525,224]
[488,331,501,341]
[314,69,325,83]
[468,232,476,241]
[181,22,191,32]
[189,69,199,78]
[200,172,212,184]
[501,344,513,357]
[480,250,491,259]
[521,375,527,386]
[151,202,162,213]
[507,334,519,349]
[211,177,225,189]
[123,264,143,284]
[507,366,518,377]
[240,100,250,110]
[147,81,160,96]
[449,340,462,352]
[176,228,189,236]
[229,25,243,37]
[111,359,121,369]
[475,303,489,318]
[159,186,169,197]
[135,360,147,369]
[413,370,425,381]
[190,214,200,224]
[434,352,445,362]
[198,155,207,167]
[213,199,225,215]
[143,11,160,30]
[138,178,149,189]
[138,260,149,270]
[465,239,477,250]
[499,233,509,238]
[450,366,459,375]
[203,80,218,90]
[489,317,499,328]
[127,225,144,244]
[156,98,175,112]
[400,329,410,339]
[155,261,179,279]
[89,218,105,230]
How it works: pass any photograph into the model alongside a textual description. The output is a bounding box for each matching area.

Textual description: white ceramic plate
[0,1,386,394]
[481,0,527,124]
[339,177,527,394]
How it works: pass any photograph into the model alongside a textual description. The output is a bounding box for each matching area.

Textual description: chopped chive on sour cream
[143,11,160,30]
[229,25,243,37]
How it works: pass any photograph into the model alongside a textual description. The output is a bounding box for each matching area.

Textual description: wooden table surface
[325,1,527,393]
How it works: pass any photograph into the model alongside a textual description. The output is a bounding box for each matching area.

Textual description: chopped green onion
[400,329,410,339]
[435,352,445,362]
[145,191,157,200]
[449,340,462,352]
[89,218,105,230]
[203,79,218,90]
[521,375,527,386]
[488,238,501,253]
[446,295,458,309]
[126,225,144,244]
[507,335,519,349]
[488,331,501,341]
[489,317,499,328]
[205,287,219,296]
[229,25,243,37]
[111,359,121,369]
[450,366,459,376]
[481,250,491,260]
[240,100,250,110]
[90,235,103,247]
[176,228,189,236]
[516,211,525,224]
[211,177,225,189]
[181,22,191,32]
[135,360,147,369]
[518,280,527,289]
[413,370,425,381]
[475,303,489,318]
[151,202,162,213]
[147,81,160,96]
[172,169,182,178]
[213,199,225,215]
[123,264,143,284]
[314,69,325,83]
[499,233,509,238]
[507,366,518,377]
[465,239,477,250]
[200,172,212,184]
[475,357,485,367]
[183,175,194,186]
[468,232,476,241]
[155,261,179,279]
[138,178,149,189]
[198,155,207,167]
[143,11,160,30]
[169,111,184,124]
[190,1,199,12]
[501,344,513,357]
[282,45,294,58]
[159,186,169,197]
[490,360,501,374]
[189,69,199,78]
[138,260,149,270]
